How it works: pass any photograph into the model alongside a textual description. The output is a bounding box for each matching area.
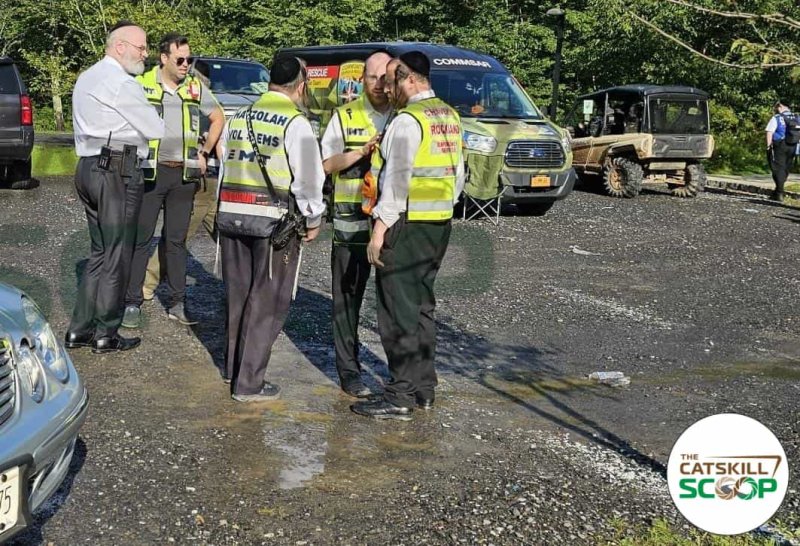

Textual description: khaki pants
[143,177,218,297]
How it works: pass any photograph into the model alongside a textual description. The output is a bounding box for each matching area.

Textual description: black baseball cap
[398,51,430,78]
[270,56,303,85]
[775,99,790,108]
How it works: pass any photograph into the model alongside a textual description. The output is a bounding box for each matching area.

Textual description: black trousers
[69,156,144,338]
[222,234,301,395]
[376,216,452,408]
[331,243,371,384]
[125,164,196,307]
[769,140,795,194]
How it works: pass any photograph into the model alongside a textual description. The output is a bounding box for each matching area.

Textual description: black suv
[0,57,34,189]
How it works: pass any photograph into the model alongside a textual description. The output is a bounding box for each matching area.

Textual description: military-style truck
[564,85,714,198]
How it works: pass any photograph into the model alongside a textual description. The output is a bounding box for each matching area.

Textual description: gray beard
[122,59,145,76]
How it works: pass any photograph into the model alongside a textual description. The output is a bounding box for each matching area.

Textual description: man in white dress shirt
[216,57,325,401]
[320,51,391,398]
[353,51,464,420]
[65,21,165,354]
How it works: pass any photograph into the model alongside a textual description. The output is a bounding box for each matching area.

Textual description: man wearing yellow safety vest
[321,51,392,398]
[122,33,224,329]
[352,51,465,420]
[217,56,325,402]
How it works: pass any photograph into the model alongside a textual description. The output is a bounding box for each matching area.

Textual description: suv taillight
[20,95,33,126]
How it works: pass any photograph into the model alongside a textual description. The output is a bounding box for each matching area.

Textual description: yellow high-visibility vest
[218,91,302,222]
[399,97,461,221]
[332,96,376,245]
[137,66,205,182]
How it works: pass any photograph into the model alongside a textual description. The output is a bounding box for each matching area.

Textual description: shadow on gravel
[184,254,227,379]
[283,286,389,391]
[773,212,800,224]
[435,319,668,478]
[9,438,88,546]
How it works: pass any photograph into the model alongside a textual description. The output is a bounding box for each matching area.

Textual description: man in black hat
[216,56,325,401]
[352,51,464,420]
[765,99,797,201]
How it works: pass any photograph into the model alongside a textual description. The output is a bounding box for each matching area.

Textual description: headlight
[21,297,69,383]
[16,345,45,403]
[463,131,497,153]
[561,133,571,153]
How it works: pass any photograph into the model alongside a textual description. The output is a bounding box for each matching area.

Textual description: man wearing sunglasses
[122,33,224,329]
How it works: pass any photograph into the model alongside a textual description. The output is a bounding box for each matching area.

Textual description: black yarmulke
[270,56,302,85]
[399,51,430,78]
[110,20,137,32]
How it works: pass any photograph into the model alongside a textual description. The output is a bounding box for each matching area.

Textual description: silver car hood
[214,93,259,117]
[0,282,28,343]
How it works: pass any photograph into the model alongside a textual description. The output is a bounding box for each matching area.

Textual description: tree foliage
[4,0,799,171]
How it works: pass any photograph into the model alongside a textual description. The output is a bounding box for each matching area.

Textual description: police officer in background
[122,33,225,328]
[65,21,164,354]
[217,57,325,402]
[352,52,465,420]
[321,51,392,398]
[765,99,796,202]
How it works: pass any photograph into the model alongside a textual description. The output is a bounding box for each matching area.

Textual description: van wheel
[603,157,642,198]
[672,163,706,198]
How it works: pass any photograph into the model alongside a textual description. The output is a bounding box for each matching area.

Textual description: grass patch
[31,144,77,177]
[608,518,781,545]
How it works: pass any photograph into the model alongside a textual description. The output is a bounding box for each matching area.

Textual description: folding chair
[460,162,504,225]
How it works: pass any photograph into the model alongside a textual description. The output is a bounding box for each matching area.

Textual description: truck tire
[672,163,706,198]
[603,157,642,198]
[1,160,36,190]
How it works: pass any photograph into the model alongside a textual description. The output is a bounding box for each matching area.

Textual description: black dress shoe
[64,331,93,349]
[416,393,435,410]
[91,335,141,354]
[351,398,413,420]
[342,379,372,398]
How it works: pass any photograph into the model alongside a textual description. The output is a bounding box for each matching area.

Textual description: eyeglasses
[121,40,147,53]
[175,57,191,66]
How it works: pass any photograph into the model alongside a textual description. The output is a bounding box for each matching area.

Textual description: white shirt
[373,90,465,228]
[73,56,165,159]
[766,116,779,134]
[218,91,325,228]
[320,98,391,160]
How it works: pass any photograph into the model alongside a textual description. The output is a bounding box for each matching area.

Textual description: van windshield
[647,96,709,134]
[194,59,270,96]
[430,71,542,119]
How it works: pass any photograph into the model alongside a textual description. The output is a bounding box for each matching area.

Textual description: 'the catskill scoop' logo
[667,414,789,535]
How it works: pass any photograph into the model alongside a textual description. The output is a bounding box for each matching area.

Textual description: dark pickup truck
[0,57,35,189]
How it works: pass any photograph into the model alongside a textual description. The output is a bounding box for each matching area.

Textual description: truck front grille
[505,140,565,169]
[0,341,16,428]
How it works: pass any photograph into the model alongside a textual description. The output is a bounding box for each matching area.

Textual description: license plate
[0,466,20,538]
[530,175,551,187]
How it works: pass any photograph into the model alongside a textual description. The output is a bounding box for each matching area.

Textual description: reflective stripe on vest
[399,98,461,222]
[137,66,203,182]
[220,92,301,213]
[332,96,376,245]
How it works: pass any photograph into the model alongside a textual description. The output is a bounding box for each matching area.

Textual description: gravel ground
[1,178,799,545]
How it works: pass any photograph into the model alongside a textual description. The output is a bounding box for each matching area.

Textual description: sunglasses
[175,57,191,66]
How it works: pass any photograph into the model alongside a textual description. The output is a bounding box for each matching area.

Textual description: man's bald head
[362,51,392,111]
[105,24,148,75]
